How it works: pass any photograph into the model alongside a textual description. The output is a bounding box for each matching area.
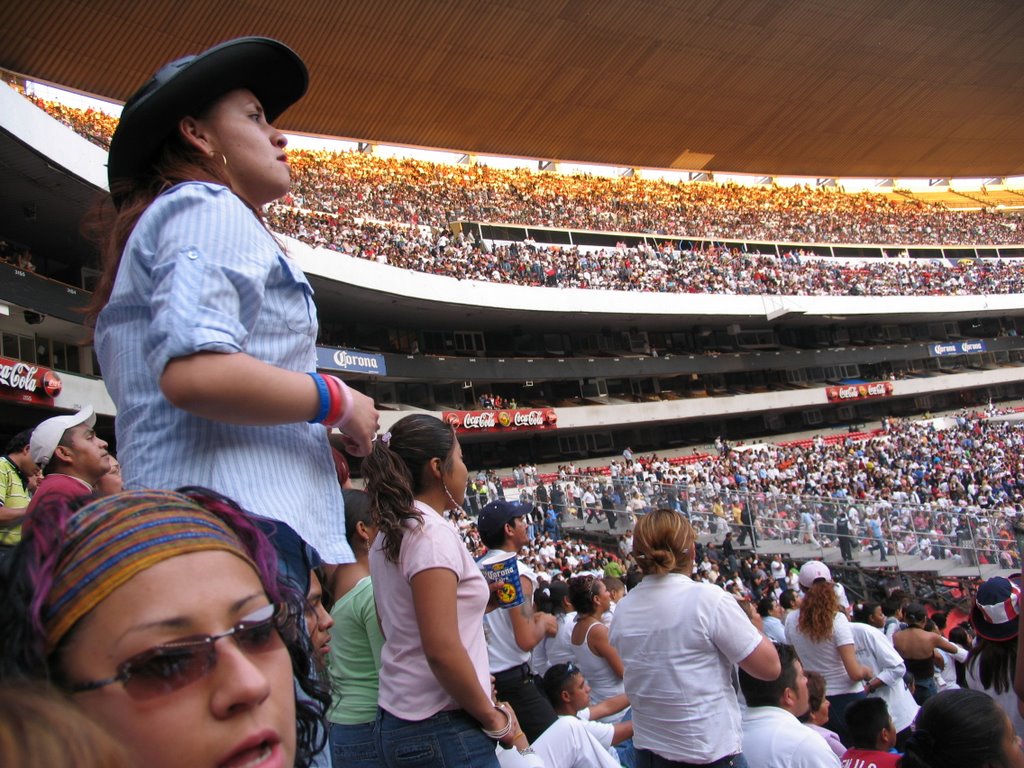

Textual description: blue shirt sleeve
[138,183,280,378]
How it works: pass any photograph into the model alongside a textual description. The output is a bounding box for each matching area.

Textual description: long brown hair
[83,131,238,325]
[360,415,456,563]
[796,579,840,642]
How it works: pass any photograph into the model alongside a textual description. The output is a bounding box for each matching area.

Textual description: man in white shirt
[740,644,841,768]
[480,500,559,742]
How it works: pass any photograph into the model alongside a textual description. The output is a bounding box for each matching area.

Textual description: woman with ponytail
[361,414,519,767]
[608,509,780,767]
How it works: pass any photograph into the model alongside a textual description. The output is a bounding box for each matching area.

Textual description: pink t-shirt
[370,500,490,720]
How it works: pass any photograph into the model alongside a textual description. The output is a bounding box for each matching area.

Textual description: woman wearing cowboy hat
[89,37,378,564]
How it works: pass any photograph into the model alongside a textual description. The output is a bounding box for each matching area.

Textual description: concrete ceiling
[3,0,1024,179]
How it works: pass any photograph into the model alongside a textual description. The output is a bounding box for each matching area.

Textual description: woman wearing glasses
[609,509,780,768]
[0,489,328,768]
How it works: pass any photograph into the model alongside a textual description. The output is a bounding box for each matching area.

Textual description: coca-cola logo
[0,361,40,393]
[826,381,894,403]
[42,370,63,398]
[443,408,557,432]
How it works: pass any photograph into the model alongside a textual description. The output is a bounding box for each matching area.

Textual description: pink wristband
[322,375,344,425]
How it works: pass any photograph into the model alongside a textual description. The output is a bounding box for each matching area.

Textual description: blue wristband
[307,372,329,423]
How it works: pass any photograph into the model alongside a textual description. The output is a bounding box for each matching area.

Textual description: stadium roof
[4,0,1024,179]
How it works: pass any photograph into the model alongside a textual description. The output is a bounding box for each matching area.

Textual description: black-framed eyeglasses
[67,602,288,699]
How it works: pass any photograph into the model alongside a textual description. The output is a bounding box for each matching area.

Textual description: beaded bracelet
[306,373,329,423]
[482,706,513,740]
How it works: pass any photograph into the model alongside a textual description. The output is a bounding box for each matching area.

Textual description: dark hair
[757,595,777,618]
[341,488,373,545]
[904,603,928,625]
[899,689,1009,768]
[568,574,603,616]
[853,601,881,624]
[739,643,800,708]
[845,697,891,749]
[4,428,33,456]
[965,635,1016,695]
[882,595,904,618]
[0,487,328,768]
[541,662,581,709]
[84,132,235,324]
[536,580,569,617]
[779,589,799,611]
[948,625,973,688]
[804,669,827,718]
[360,414,457,563]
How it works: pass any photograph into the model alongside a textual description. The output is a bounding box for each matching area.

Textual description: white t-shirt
[785,610,862,695]
[485,553,538,673]
[609,573,762,763]
[966,661,1024,738]
[742,707,841,768]
[849,621,918,733]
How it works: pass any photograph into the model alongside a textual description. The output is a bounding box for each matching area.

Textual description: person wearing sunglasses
[0,488,329,768]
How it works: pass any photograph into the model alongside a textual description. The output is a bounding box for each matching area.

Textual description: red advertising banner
[443,408,558,433]
[825,380,893,403]
[0,357,63,405]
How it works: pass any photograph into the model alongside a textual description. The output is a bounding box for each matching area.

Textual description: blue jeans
[637,750,748,768]
[331,721,382,768]
[376,708,499,768]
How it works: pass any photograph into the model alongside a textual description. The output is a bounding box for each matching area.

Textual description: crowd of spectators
[265,209,1024,296]
[25,92,1024,253]
[517,413,1024,574]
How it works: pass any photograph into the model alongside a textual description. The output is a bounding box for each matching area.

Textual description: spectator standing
[479,500,559,742]
[610,509,779,767]
[785,562,873,744]
[90,37,378,565]
[362,415,518,765]
[893,603,965,705]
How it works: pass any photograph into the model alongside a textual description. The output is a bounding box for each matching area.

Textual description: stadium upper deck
[4,81,1024,466]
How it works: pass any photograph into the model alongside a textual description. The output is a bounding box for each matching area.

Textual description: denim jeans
[331,721,382,768]
[636,749,748,768]
[376,708,499,768]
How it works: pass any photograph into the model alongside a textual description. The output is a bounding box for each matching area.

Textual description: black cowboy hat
[107,36,307,197]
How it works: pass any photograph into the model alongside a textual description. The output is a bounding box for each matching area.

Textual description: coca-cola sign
[825,380,893,403]
[442,408,558,433]
[0,356,62,404]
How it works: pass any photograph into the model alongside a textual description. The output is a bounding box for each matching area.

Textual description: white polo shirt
[742,707,841,768]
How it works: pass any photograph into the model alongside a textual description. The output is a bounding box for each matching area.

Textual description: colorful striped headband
[43,490,256,653]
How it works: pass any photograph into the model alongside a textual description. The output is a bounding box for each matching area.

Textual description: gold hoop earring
[209,150,229,167]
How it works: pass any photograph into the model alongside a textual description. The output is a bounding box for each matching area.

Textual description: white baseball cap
[798,560,833,590]
[30,406,96,468]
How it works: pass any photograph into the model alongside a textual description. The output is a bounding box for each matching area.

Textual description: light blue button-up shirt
[95,182,352,563]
